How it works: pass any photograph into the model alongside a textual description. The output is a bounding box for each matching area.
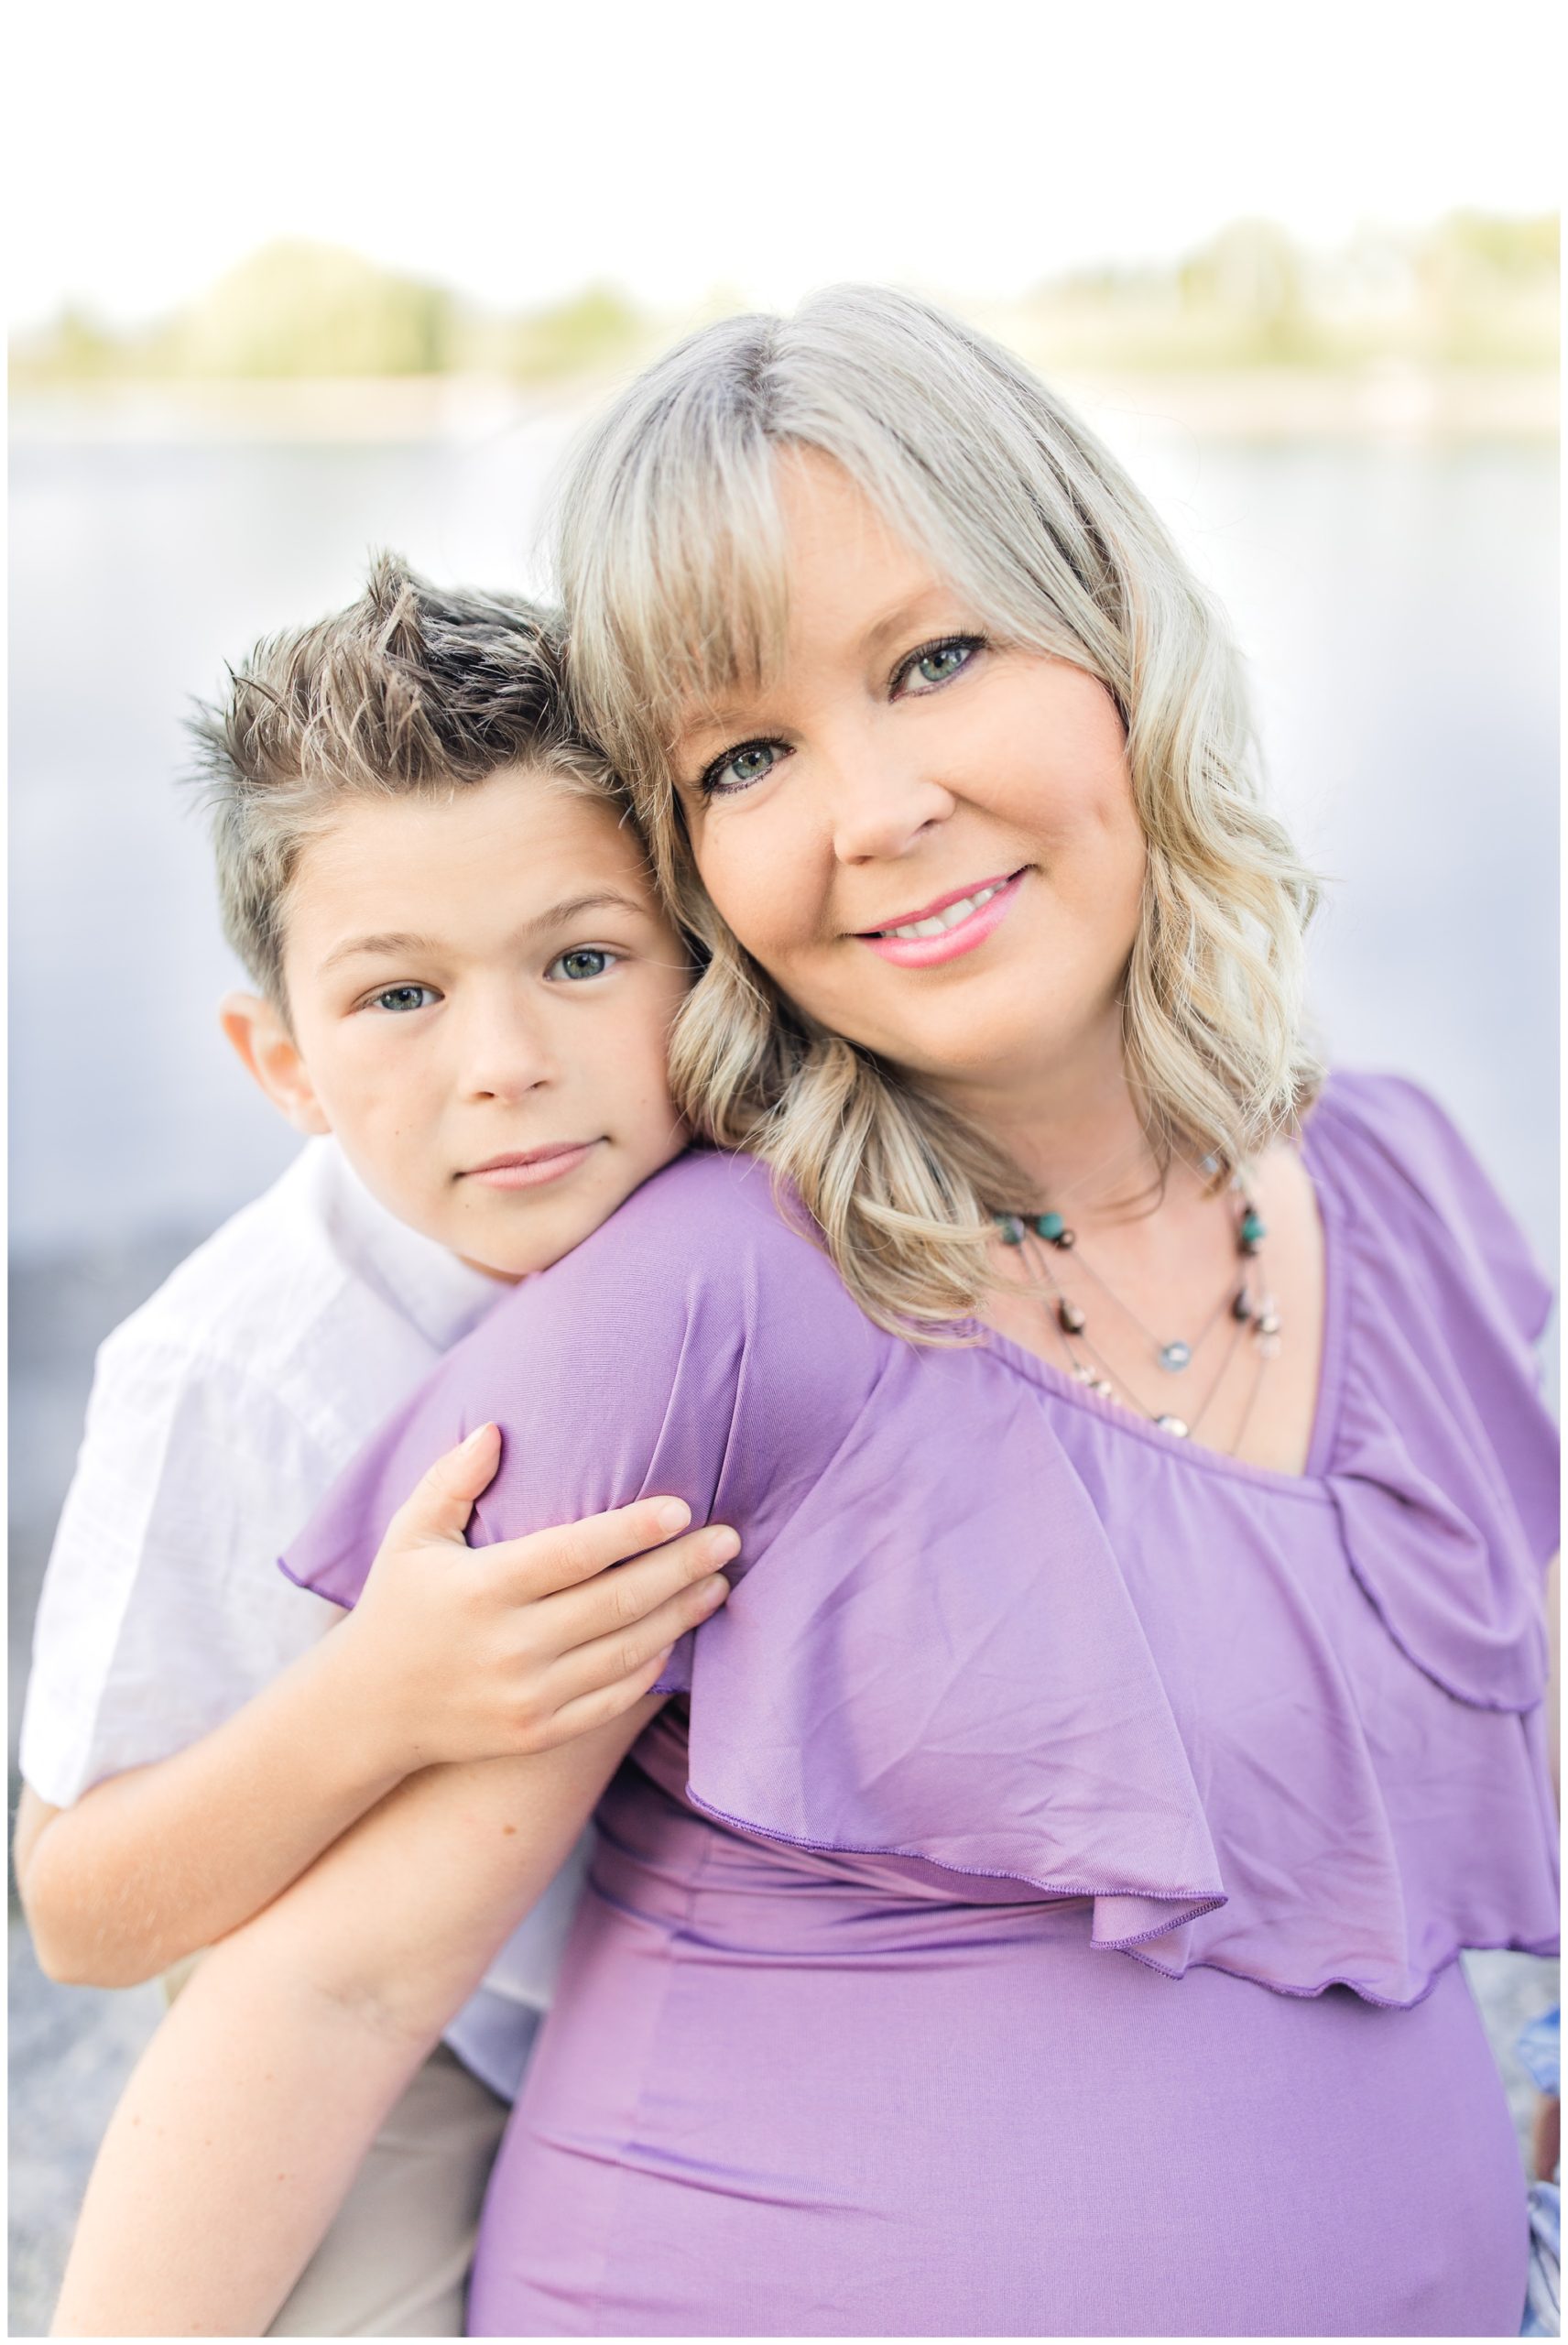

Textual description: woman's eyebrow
[862,591,955,658]
[675,698,758,749]
[677,596,954,746]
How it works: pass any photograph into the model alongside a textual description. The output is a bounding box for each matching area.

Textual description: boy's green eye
[549,948,615,982]
[370,985,437,1014]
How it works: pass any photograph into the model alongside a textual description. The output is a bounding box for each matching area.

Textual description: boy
[15,556,735,2336]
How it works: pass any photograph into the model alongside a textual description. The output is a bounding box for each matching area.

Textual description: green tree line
[11,214,1557,387]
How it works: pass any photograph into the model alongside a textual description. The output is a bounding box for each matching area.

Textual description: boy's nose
[458,1000,559,1103]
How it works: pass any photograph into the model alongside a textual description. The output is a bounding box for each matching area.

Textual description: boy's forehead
[284,771,662,974]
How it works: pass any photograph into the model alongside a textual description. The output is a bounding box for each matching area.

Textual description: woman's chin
[828,972,1088,1097]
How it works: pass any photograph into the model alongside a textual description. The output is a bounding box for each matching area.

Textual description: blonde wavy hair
[559,284,1322,1336]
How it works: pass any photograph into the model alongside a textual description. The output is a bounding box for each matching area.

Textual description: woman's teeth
[877,880,1007,941]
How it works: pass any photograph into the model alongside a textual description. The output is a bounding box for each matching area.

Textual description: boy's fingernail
[708,1528,741,1564]
[653,1499,691,1534]
[464,1423,496,1450]
[700,1576,729,1608]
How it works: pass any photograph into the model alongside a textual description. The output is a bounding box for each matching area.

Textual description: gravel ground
[8,1918,164,2337]
[9,1234,197,2338]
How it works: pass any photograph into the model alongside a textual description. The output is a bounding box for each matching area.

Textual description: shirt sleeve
[281,1153,886,1631]
[1313,1068,1559,1578]
[19,1328,343,1808]
[1330,1070,1554,1350]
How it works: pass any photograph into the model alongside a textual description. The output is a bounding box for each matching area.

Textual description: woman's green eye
[706,741,784,794]
[909,640,977,689]
[550,948,615,982]
[371,985,436,1014]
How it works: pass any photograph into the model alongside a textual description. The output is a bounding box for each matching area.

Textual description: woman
[56,289,1557,2339]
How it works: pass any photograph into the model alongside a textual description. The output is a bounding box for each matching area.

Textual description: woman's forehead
[663,473,962,718]
[772,447,919,562]
[668,574,972,756]
[580,431,989,773]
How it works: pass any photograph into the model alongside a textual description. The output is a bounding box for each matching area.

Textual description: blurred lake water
[5,390,1560,2335]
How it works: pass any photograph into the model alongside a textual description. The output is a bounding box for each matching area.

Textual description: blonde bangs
[559,319,800,807]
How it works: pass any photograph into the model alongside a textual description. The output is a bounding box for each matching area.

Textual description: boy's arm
[17,1426,733,1987]
[52,1699,656,2340]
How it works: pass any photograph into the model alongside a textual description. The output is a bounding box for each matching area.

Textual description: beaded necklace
[994,1179,1282,1446]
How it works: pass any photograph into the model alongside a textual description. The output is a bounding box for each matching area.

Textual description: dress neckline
[975,1099,1349,1501]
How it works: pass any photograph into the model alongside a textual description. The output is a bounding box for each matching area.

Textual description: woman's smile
[854,866,1029,966]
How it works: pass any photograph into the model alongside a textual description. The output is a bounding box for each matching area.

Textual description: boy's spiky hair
[189,551,616,1005]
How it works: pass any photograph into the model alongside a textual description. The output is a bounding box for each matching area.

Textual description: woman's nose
[825,739,955,867]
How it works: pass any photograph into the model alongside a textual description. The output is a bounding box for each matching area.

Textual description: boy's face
[229,767,691,1280]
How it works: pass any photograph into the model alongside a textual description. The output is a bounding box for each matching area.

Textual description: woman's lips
[462,1141,600,1190]
[855,869,1026,968]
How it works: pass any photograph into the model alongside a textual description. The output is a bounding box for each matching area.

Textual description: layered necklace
[993,1162,1282,1451]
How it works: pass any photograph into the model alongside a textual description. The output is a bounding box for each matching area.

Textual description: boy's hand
[336,1424,735,1772]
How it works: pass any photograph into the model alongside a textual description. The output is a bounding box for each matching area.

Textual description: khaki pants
[162,1963,509,2337]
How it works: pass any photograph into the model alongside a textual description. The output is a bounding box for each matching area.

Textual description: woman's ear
[219,990,332,1137]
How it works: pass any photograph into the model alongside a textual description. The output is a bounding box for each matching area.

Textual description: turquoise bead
[1239,1210,1267,1248]
[1034,1211,1067,1242]
[997,1214,1026,1246]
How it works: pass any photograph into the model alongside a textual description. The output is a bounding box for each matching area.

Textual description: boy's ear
[220,991,332,1137]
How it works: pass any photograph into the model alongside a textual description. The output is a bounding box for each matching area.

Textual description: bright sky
[10,0,1562,328]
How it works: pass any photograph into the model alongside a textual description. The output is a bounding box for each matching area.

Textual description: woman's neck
[938,1028,1174,1225]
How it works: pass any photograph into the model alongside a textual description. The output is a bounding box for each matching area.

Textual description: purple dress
[285,1073,1559,2337]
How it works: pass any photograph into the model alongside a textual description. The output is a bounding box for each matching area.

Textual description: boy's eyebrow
[534,890,653,931]
[319,931,440,974]
[319,896,655,975]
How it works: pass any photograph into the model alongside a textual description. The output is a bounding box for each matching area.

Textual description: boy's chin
[452,1144,690,1283]
[452,1210,585,1284]
[454,1250,531,1284]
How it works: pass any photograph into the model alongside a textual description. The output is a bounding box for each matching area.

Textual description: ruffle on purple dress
[285,1072,1558,2017]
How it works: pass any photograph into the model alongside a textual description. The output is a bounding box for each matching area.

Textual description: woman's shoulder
[1310,1066,1508,1204]
[280,1150,887,1607]
[426,1143,890,1495]
[502,1146,882,1365]
[1304,1067,1552,1347]
[562,1145,833,1272]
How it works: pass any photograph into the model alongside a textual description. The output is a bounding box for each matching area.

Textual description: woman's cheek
[695,835,777,962]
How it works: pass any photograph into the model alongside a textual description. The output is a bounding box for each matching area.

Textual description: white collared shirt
[21,1137,587,2100]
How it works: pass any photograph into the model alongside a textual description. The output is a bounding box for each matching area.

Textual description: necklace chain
[1053,1268,1258,1442]
[994,1174,1282,1453]
[1062,1239,1238,1364]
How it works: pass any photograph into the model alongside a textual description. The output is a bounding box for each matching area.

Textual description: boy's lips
[854,868,1027,968]
[461,1141,601,1190]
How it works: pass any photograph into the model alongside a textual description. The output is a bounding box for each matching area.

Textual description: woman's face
[670,453,1149,1118]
